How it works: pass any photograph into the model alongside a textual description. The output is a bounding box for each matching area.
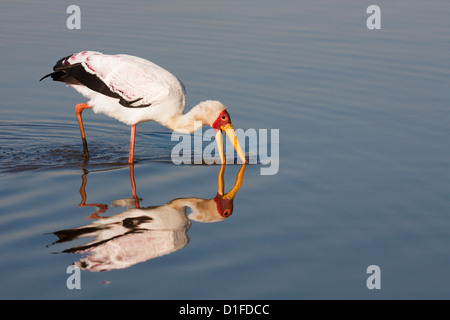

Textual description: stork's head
[200,100,246,164]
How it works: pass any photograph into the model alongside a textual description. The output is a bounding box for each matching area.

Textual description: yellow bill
[223,123,246,164]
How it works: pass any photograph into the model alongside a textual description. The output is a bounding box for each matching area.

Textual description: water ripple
[0,120,175,173]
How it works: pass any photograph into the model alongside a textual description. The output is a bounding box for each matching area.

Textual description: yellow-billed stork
[40,51,246,164]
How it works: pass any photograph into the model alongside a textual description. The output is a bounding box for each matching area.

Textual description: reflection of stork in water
[49,164,246,272]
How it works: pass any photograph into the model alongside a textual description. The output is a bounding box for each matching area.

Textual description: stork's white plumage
[40,51,246,164]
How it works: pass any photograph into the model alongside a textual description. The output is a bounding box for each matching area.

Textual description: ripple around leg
[0,121,177,173]
[0,120,256,173]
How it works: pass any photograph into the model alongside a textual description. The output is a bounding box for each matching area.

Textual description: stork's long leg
[128,124,136,164]
[75,103,92,158]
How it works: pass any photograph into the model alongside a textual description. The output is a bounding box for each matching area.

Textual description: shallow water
[1,0,450,299]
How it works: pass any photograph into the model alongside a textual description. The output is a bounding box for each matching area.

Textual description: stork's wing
[41,51,179,108]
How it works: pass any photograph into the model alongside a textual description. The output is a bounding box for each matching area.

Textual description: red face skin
[213,193,234,218]
[212,110,232,132]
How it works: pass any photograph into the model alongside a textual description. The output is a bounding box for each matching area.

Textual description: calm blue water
[1,0,450,299]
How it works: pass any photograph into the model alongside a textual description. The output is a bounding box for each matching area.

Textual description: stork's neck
[166,107,204,133]
[164,100,224,133]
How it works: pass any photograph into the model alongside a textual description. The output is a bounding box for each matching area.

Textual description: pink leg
[75,103,92,158]
[128,124,136,164]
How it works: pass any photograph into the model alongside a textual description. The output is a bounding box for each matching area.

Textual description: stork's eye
[221,115,227,120]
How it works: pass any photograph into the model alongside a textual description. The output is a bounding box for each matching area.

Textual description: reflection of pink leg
[75,103,92,158]
[78,173,107,219]
[129,164,140,208]
[128,124,136,164]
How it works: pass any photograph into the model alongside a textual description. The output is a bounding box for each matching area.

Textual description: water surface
[1,0,450,299]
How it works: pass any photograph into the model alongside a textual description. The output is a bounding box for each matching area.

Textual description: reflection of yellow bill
[215,123,247,164]
[217,163,246,198]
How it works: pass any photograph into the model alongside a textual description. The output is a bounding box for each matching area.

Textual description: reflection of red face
[213,193,234,218]
[212,110,232,132]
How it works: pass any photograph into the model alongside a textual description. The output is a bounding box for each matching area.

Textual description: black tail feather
[40,54,73,82]
[39,71,65,81]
